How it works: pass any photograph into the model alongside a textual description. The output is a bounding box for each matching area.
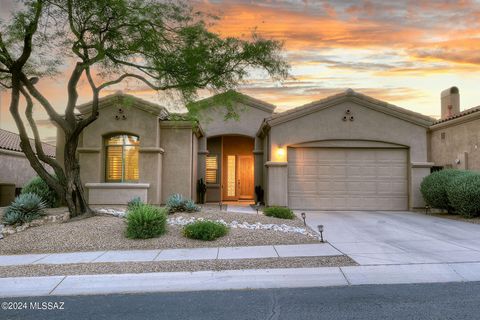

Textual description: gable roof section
[430,106,480,130]
[193,90,276,114]
[0,128,56,158]
[265,89,435,128]
[76,92,169,119]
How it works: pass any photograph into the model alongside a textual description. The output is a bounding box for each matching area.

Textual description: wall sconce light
[317,225,324,242]
[277,145,285,158]
[301,212,306,226]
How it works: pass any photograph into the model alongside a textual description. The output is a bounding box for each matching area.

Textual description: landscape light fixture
[317,225,324,242]
[256,202,261,215]
[301,212,306,226]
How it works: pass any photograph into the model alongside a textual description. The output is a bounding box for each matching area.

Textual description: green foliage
[166,193,187,213]
[2,193,46,226]
[21,176,59,208]
[127,197,144,211]
[263,206,295,219]
[446,173,480,217]
[125,205,167,239]
[420,170,473,211]
[184,199,200,213]
[183,220,229,241]
[165,194,200,214]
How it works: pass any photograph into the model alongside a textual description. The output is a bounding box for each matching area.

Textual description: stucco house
[0,129,56,206]
[54,86,478,211]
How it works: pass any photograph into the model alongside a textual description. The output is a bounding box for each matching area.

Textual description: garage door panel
[288,148,408,210]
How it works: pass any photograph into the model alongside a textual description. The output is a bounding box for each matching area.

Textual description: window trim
[105,134,140,183]
[205,154,219,184]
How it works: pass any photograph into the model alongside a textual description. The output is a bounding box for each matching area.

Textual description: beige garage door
[288,148,408,210]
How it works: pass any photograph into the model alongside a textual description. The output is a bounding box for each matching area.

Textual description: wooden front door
[238,155,254,200]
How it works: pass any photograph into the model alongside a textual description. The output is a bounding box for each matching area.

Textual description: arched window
[105,134,139,182]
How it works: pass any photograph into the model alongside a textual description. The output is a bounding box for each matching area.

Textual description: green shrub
[420,169,473,212]
[127,197,144,211]
[125,205,167,239]
[184,199,200,213]
[165,194,200,214]
[263,206,294,219]
[183,220,229,241]
[2,193,47,226]
[21,175,59,208]
[446,173,480,217]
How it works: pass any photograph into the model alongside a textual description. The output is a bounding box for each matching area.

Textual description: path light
[301,212,306,226]
[425,205,431,215]
[317,225,324,242]
[256,202,261,215]
[219,201,223,211]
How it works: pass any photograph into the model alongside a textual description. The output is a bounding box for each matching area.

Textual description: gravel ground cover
[0,256,356,278]
[427,212,480,225]
[0,211,320,255]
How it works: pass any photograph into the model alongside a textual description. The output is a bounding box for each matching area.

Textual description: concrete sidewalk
[2,262,480,297]
[0,243,342,267]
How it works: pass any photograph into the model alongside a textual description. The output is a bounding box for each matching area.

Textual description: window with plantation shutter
[205,155,218,184]
[105,135,139,182]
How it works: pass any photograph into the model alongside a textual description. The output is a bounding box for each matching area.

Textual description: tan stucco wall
[265,100,430,209]
[430,116,480,171]
[0,150,50,188]
[160,122,195,202]
[197,102,273,138]
[74,101,163,204]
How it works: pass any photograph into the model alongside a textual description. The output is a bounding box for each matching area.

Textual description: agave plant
[165,193,186,214]
[2,193,47,225]
[184,199,200,213]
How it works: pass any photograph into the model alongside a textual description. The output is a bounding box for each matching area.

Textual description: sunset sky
[1,0,480,144]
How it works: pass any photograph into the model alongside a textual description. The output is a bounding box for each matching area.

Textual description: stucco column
[253,137,264,201]
[410,162,434,209]
[197,136,208,183]
[139,147,164,205]
[265,161,288,207]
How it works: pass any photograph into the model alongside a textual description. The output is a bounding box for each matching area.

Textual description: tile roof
[0,128,56,158]
[432,106,480,125]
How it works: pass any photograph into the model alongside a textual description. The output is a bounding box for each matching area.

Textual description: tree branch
[20,85,65,181]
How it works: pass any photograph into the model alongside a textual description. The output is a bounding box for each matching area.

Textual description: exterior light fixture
[277,145,285,158]
[256,202,261,215]
[301,212,306,226]
[317,224,324,242]
[219,201,223,211]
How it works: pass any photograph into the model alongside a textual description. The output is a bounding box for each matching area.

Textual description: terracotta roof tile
[0,129,56,158]
[432,106,480,125]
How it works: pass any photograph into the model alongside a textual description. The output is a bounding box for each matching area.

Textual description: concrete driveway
[298,211,480,265]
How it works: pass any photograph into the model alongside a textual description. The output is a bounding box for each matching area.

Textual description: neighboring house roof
[76,91,170,119]
[431,106,480,126]
[263,88,435,129]
[0,128,56,158]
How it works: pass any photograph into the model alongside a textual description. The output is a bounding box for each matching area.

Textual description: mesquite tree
[0,0,289,217]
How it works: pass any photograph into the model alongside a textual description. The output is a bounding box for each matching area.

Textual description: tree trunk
[64,135,92,218]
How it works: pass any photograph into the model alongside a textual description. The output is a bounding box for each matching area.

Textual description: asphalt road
[2,282,480,320]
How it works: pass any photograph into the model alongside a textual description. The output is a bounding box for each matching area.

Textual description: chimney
[441,86,460,119]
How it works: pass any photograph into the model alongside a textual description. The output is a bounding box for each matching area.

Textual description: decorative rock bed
[96,208,319,239]
[0,210,70,238]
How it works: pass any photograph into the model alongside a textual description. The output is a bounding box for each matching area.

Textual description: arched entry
[205,135,255,202]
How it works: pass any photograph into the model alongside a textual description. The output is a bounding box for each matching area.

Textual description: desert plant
[127,197,144,211]
[263,206,295,219]
[255,185,264,204]
[420,169,473,212]
[2,193,47,226]
[21,176,59,208]
[184,199,200,213]
[197,179,207,204]
[446,173,480,217]
[183,220,229,241]
[166,193,186,213]
[125,205,167,239]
